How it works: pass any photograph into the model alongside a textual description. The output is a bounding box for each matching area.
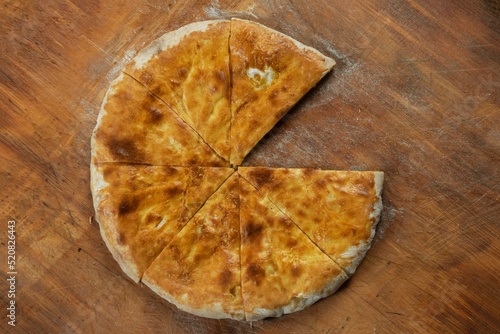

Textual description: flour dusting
[106,49,137,82]
[202,0,259,20]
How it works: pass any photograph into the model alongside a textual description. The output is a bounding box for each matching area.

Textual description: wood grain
[0,0,499,333]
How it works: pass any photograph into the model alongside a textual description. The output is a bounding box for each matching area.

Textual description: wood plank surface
[1,0,499,333]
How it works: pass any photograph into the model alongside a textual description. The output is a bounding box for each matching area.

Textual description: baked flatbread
[229,18,336,164]
[90,19,384,322]
[239,167,383,276]
[125,20,231,161]
[142,173,244,320]
[239,175,348,321]
[91,73,228,166]
[91,163,233,282]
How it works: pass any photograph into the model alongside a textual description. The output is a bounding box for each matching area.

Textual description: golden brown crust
[239,167,384,276]
[229,18,336,165]
[125,20,232,161]
[91,163,233,282]
[239,175,348,321]
[90,19,383,322]
[142,173,244,320]
[91,73,228,166]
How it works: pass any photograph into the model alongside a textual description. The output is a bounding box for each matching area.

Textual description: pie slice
[142,173,244,320]
[239,175,348,321]
[90,164,233,282]
[239,167,384,276]
[125,20,231,161]
[91,73,228,166]
[229,18,336,165]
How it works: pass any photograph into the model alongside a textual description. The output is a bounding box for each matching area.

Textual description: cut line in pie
[91,164,234,282]
[90,18,384,321]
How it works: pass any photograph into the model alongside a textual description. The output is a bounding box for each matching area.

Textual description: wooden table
[1,1,499,333]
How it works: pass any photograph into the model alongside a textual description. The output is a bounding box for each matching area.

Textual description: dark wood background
[1,0,499,333]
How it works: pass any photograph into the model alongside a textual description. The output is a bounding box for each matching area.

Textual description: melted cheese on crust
[142,173,244,320]
[239,175,348,321]
[125,20,232,161]
[239,167,383,276]
[229,18,335,165]
[91,73,228,166]
[91,164,233,282]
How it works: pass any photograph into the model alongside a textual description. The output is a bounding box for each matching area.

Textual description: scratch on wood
[386,311,407,316]
[346,286,408,332]
[79,34,112,58]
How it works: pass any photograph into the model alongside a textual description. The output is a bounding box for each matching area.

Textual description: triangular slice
[90,164,233,282]
[142,173,244,320]
[125,20,231,160]
[239,175,348,321]
[239,167,384,276]
[229,18,336,164]
[91,73,228,166]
